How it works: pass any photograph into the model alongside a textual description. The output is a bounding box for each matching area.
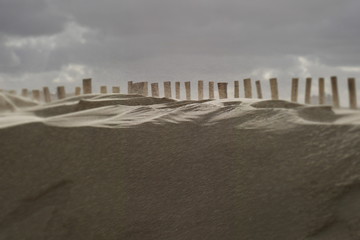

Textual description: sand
[0,92,360,239]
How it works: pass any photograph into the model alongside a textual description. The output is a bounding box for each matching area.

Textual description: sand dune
[0,93,360,239]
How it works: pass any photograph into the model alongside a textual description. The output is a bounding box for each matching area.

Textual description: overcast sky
[0,0,359,103]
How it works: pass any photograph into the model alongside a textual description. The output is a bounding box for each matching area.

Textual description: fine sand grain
[0,93,360,239]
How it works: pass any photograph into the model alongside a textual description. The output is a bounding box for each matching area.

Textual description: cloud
[0,0,68,37]
[0,0,359,105]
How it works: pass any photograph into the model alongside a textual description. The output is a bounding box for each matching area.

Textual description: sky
[0,0,359,104]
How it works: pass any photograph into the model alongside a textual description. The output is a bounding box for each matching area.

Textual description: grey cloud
[49,0,360,64]
[0,0,359,100]
[0,0,68,37]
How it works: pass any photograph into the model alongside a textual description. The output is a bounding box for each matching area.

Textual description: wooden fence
[2,77,358,109]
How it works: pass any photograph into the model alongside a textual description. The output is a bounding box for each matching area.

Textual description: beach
[1,92,360,239]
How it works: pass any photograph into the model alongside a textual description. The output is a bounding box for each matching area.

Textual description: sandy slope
[0,93,360,240]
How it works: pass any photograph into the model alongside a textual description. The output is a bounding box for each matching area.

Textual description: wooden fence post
[218,82,228,99]
[75,87,81,96]
[331,76,340,108]
[318,78,325,105]
[269,78,279,100]
[255,80,263,99]
[291,78,299,102]
[83,78,92,94]
[209,81,215,99]
[21,89,28,97]
[234,81,240,98]
[128,81,133,94]
[43,87,51,103]
[348,78,357,109]
[164,81,172,98]
[175,82,180,99]
[151,83,159,97]
[144,82,148,96]
[305,77,312,104]
[32,90,41,101]
[57,86,66,99]
[198,80,204,100]
[131,82,148,96]
[185,82,191,100]
[100,86,107,94]
[244,78,252,98]
[112,86,120,93]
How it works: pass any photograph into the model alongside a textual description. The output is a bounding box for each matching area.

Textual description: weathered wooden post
[43,87,51,103]
[318,78,325,105]
[75,87,81,96]
[112,86,120,93]
[132,82,148,96]
[185,81,191,100]
[144,82,149,96]
[255,80,263,99]
[175,82,180,99]
[331,76,340,108]
[269,78,279,100]
[83,78,92,94]
[209,81,215,99]
[151,83,159,97]
[57,86,66,99]
[164,81,172,98]
[218,82,228,99]
[234,81,240,98]
[198,80,204,100]
[32,90,41,101]
[348,78,357,109]
[305,77,312,104]
[21,89,28,97]
[244,78,252,98]
[291,78,299,102]
[100,86,107,94]
[128,81,133,94]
